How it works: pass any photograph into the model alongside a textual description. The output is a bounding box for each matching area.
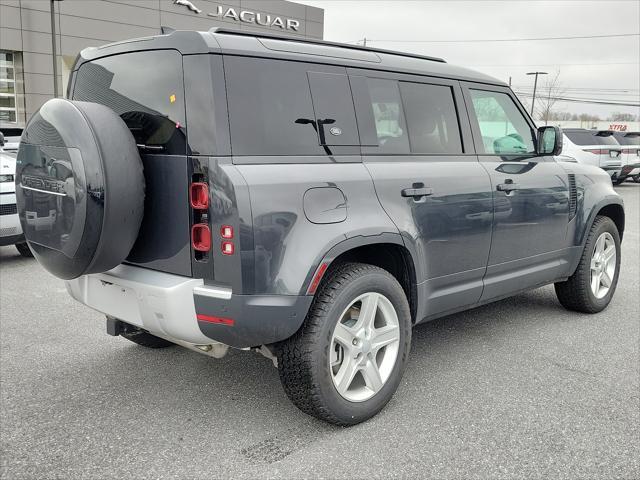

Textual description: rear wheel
[555,216,621,313]
[15,242,33,257]
[277,263,412,425]
[632,175,640,183]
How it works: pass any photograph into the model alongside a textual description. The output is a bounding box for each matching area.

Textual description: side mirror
[538,126,563,156]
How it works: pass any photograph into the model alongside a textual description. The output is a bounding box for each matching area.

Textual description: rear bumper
[0,233,25,247]
[65,264,311,350]
[601,166,622,178]
[195,292,312,348]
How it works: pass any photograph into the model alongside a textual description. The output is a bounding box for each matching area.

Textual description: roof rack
[210,27,446,64]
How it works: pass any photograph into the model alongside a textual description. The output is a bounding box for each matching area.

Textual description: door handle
[401,187,434,198]
[496,181,520,192]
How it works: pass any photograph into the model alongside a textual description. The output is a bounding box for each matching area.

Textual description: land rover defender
[15,29,624,425]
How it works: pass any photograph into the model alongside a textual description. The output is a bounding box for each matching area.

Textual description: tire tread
[277,262,404,425]
[555,215,618,313]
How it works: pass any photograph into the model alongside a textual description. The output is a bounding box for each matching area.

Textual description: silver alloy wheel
[590,232,617,299]
[329,292,400,402]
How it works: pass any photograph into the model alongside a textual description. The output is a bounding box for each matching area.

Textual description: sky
[299,0,640,120]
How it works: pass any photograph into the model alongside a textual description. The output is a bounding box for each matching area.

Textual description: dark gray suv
[15,29,624,425]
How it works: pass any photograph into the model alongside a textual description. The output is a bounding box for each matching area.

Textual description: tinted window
[73,50,186,155]
[364,78,410,154]
[613,132,639,145]
[307,71,359,146]
[225,57,328,156]
[469,90,535,155]
[399,82,462,154]
[564,130,618,146]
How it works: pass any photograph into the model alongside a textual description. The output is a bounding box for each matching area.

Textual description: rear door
[72,49,192,276]
[351,70,493,319]
[461,84,571,300]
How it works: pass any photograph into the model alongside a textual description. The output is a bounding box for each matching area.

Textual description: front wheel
[277,263,412,426]
[555,216,621,313]
[632,175,640,183]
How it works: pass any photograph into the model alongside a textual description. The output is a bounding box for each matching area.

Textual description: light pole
[526,71,547,118]
[50,0,63,98]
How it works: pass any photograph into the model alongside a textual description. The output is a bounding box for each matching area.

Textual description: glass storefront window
[0,51,17,124]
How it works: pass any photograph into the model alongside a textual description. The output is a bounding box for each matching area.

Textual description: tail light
[191,224,211,252]
[190,182,209,209]
[221,241,235,255]
[220,225,234,239]
[583,149,605,154]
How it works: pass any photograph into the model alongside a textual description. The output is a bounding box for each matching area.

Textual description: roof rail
[210,27,446,64]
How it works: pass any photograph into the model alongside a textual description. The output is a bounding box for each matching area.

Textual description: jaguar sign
[173,0,301,31]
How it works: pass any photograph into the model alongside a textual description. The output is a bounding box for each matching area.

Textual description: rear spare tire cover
[16,98,144,279]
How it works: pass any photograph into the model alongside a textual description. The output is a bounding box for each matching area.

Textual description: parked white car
[613,132,640,184]
[0,149,32,256]
[561,129,623,181]
[0,129,22,153]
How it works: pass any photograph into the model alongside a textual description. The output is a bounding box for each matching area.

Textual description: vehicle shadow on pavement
[0,247,33,265]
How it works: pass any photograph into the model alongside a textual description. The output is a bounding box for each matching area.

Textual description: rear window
[72,50,186,155]
[564,130,619,146]
[613,132,640,145]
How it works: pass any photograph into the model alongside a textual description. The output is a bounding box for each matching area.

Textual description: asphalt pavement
[1,183,638,479]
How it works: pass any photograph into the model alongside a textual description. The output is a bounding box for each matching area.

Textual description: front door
[462,85,570,301]
[350,71,493,320]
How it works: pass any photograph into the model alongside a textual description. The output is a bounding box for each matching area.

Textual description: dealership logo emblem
[173,0,300,31]
[173,0,202,14]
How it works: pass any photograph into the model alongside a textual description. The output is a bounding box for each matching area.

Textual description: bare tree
[536,71,565,125]
[609,112,636,122]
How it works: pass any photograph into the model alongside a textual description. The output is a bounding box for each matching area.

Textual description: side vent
[568,174,577,219]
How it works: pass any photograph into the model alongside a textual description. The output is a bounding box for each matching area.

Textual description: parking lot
[0,183,637,479]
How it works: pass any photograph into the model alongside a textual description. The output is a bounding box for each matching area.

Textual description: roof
[75,28,506,87]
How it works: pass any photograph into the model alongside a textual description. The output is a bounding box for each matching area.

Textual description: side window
[468,89,536,155]
[73,50,186,155]
[307,71,359,146]
[364,78,410,154]
[399,82,463,154]
[225,57,348,156]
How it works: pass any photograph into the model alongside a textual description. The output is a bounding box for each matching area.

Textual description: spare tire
[16,98,144,279]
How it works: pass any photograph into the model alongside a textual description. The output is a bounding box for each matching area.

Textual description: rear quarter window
[225,56,331,156]
[72,50,187,155]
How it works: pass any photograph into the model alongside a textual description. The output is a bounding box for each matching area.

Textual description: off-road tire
[277,262,412,426]
[15,242,33,257]
[555,216,621,313]
[121,330,174,348]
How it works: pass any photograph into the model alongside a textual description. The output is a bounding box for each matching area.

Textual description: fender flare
[579,196,624,247]
[298,231,419,295]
